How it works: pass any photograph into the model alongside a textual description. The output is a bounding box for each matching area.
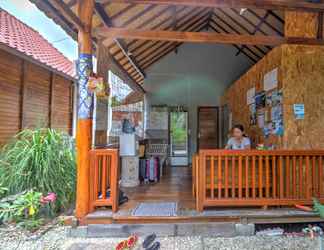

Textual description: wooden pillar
[75,0,94,220]
[285,11,319,38]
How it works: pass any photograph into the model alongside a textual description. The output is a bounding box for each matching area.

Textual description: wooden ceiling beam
[94,2,146,78]
[127,15,208,73]
[95,26,286,46]
[109,5,182,51]
[142,23,207,70]
[209,19,262,60]
[122,7,210,64]
[125,10,210,72]
[212,10,269,55]
[236,11,270,56]
[210,26,259,63]
[111,6,188,55]
[105,0,324,12]
[246,9,283,35]
[134,17,209,70]
[48,0,84,31]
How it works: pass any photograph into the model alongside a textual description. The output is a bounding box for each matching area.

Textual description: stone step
[69,222,255,238]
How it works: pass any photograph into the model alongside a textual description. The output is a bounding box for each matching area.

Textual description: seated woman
[225,124,251,150]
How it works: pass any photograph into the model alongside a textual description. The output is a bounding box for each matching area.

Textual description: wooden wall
[221,46,282,147]
[0,49,74,145]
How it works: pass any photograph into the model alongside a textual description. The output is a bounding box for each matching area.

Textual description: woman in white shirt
[225,124,251,150]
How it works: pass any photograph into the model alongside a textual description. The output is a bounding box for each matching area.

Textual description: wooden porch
[78,148,324,225]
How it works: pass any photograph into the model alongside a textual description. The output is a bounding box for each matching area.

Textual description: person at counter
[225,124,251,150]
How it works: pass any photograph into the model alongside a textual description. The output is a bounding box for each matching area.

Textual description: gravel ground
[0,225,321,250]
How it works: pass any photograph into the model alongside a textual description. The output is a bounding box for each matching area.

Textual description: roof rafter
[209,19,261,62]
[124,7,210,73]
[213,9,270,54]
[142,21,208,70]
[122,6,210,67]
[104,0,324,12]
[94,2,146,78]
[111,6,188,57]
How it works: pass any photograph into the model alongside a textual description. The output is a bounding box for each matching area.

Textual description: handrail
[89,148,119,212]
[195,149,324,211]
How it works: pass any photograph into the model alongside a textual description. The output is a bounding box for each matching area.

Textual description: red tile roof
[0,9,75,78]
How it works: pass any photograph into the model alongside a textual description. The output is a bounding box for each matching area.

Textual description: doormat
[132,202,178,217]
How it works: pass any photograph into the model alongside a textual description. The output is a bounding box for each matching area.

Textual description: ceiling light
[240,8,247,15]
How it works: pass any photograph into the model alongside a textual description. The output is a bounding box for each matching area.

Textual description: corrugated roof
[0,9,75,78]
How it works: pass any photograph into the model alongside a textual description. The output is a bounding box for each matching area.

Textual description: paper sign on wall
[293,104,305,120]
[264,68,278,91]
[246,87,255,105]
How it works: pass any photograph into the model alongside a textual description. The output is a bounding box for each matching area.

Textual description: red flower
[40,192,57,204]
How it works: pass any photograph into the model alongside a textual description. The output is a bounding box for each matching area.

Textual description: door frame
[197,106,220,150]
[169,109,189,166]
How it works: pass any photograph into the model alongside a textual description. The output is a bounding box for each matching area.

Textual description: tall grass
[0,128,76,210]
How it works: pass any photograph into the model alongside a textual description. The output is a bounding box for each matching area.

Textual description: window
[108,71,143,139]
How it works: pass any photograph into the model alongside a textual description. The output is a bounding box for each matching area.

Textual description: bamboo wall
[221,44,324,149]
[0,49,74,145]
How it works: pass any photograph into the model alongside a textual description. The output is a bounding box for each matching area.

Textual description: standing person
[225,124,251,150]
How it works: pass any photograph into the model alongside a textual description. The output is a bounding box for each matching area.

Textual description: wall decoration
[247,87,255,105]
[293,104,305,120]
[87,76,109,99]
[257,111,265,128]
[249,103,256,125]
[255,92,266,109]
[264,68,278,91]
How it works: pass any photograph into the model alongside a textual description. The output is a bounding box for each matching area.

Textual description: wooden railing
[195,150,324,211]
[89,148,119,212]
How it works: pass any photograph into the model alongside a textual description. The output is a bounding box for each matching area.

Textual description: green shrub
[0,128,76,210]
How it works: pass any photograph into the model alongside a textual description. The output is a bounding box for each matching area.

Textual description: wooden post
[75,0,95,220]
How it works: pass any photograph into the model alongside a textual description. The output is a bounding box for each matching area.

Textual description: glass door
[170,111,188,166]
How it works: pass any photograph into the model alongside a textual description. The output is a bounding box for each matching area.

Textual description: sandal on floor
[116,240,127,250]
[146,241,160,250]
[116,235,138,250]
[142,233,156,249]
[126,235,138,249]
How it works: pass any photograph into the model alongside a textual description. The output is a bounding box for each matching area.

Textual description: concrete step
[69,222,255,238]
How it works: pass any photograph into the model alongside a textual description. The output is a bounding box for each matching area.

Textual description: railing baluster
[285,156,290,198]
[279,156,284,199]
[293,156,297,198]
[225,156,229,198]
[252,155,256,199]
[266,155,270,198]
[211,156,215,199]
[259,155,263,198]
[102,155,107,199]
[318,155,323,198]
[245,156,249,198]
[306,156,311,199]
[218,155,222,199]
[312,156,317,197]
[299,156,303,199]
[94,154,99,200]
[272,155,276,198]
[232,156,235,198]
[238,156,242,199]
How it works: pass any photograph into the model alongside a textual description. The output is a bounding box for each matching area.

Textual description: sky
[0,0,78,61]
